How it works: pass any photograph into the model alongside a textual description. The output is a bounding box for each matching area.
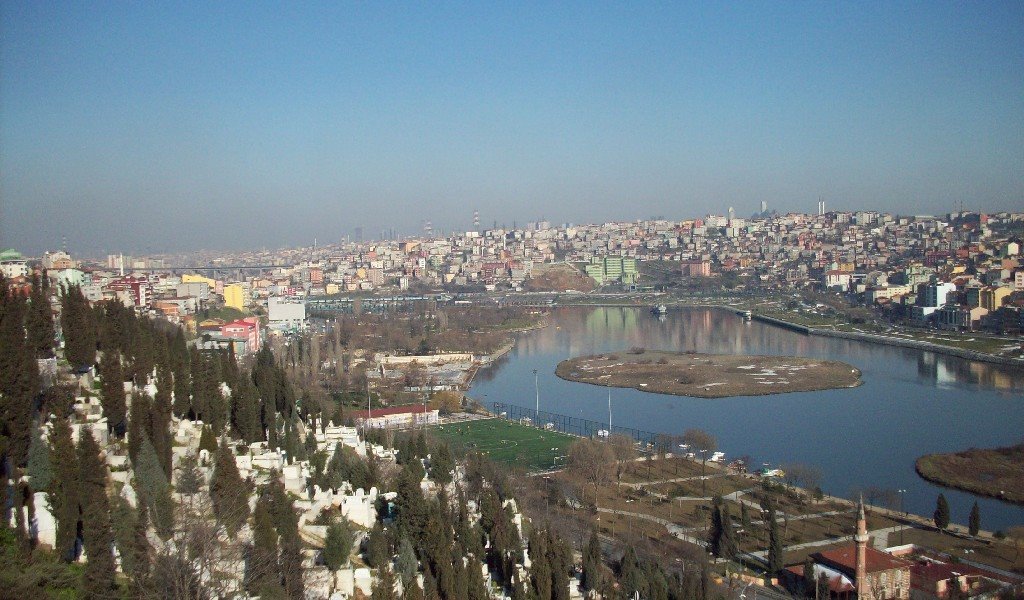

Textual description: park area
[428,417,578,472]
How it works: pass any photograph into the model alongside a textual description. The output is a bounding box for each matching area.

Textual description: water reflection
[472,306,1024,529]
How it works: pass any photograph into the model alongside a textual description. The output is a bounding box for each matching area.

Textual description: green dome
[0,249,23,261]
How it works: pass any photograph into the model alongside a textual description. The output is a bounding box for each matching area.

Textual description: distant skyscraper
[354,226,363,242]
[760,200,767,213]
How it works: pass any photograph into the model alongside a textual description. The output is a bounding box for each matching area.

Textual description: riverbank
[555,350,862,398]
[916,444,1024,505]
[749,313,1024,369]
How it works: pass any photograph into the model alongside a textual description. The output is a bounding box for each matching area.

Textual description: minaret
[855,496,869,599]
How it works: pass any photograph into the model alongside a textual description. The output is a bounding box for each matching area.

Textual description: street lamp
[898,488,907,545]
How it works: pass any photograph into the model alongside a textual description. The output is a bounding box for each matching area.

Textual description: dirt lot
[556,350,862,398]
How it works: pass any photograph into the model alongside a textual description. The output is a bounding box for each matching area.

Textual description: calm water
[470,306,1024,530]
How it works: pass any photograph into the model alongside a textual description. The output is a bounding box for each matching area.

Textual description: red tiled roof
[815,545,911,575]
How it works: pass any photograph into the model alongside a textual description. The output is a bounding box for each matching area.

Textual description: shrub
[629,346,646,354]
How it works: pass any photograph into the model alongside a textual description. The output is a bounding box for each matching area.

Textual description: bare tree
[608,434,638,488]
[566,438,615,506]
[682,428,717,496]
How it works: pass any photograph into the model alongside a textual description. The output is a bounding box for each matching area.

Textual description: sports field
[429,418,577,472]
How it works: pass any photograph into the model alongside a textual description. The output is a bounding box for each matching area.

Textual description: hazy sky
[2,2,1022,255]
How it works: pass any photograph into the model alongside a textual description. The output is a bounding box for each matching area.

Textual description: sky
[1,2,1022,256]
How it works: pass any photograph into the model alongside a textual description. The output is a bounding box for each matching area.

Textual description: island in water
[555,350,862,398]
[916,443,1024,505]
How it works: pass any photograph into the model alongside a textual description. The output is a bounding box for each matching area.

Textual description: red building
[220,317,261,355]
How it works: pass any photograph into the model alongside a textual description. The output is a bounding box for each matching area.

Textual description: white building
[268,297,306,331]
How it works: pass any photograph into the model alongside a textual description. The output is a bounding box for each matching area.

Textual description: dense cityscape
[2,207,1023,599]
[3,3,1023,600]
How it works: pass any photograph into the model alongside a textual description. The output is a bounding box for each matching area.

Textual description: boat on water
[740,310,752,321]
[651,304,667,315]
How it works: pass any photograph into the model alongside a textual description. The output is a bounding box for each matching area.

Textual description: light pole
[898,488,907,545]
[608,387,612,433]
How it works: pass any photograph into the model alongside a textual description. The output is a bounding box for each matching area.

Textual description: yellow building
[980,286,1011,311]
[182,273,217,288]
[223,283,246,311]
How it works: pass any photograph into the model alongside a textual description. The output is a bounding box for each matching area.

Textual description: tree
[78,428,117,598]
[0,287,39,466]
[371,565,398,600]
[27,421,53,491]
[210,437,250,535]
[767,504,783,575]
[683,428,717,496]
[60,284,96,370]
[27,271,55,359]
[247,495,280,595]
[968,501,980,537]
[934,494,950,533]
[322,519,353,570]
[48,416,80,562]
[608,434,638,488]
[99,352,127,436]
[396,537,419,590]
[710,498,737,560]
[135,437,175,539]
[430,441,454,485]
[176,453,204,496]
[566,438,614,506]
[231,374,263,444]
[366,521,390,569]
[582,528,602,592]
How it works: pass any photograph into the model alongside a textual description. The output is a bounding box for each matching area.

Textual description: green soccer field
[429,418,577,472]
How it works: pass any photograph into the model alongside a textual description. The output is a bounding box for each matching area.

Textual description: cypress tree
[99,353,127,437]
[719,502,737,560]
[530,528,552,600]
[619,545,645,600]
[396,537,419,590]
[48,416,80,562]
[430,441,454,485]
[176,453,203,496]
[934,494,950,532]
[127,391,151,465]
[198,425,218,457]
[171,337,191,419]
[231,374,262,444]
[27,271,56,359]
[802,556,817,598]
[0,289,38,465]
[582,528,602,592]
[968,501,980,536]
[210,437,250,535]
[322,519,353,570]
[767,505,784,574]
[60,284,96,370]
[247,495,280,595]
[152,362,174,478]
[366,521,389,568]
[467,554,489,600]
[371,565,398,600]
[27,420,53,491]
[135,437,175,539]
[78,429,116,598]
[129,500,152,592]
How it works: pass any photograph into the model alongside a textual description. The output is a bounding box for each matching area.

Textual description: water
[470,306,1024,531]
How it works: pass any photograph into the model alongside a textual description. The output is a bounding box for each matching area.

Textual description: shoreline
[747,312,1024,369]
[554,350,862,399]
[915,445,1024,506]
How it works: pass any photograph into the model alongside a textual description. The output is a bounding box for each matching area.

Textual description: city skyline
[2,2,1023,255]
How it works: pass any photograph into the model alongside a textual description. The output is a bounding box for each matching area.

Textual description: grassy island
[555,350,862,398]
[916,444,1024,505]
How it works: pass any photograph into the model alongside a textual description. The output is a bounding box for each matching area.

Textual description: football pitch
[429,418,577,472]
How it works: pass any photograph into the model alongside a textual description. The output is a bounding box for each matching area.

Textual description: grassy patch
[429,418,576,472]
[916,444,1024,504]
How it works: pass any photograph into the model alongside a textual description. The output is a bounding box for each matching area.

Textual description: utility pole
[608,387,612,433]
